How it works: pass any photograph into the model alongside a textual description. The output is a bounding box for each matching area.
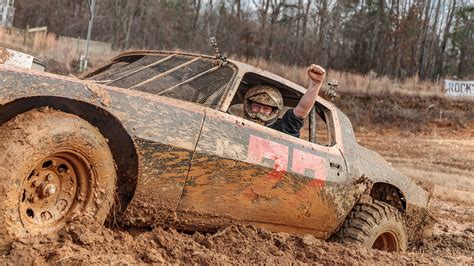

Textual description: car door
[177,103,350,237]
[113,94,207,225]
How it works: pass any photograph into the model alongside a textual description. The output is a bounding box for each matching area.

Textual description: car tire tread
[333,200,407,252]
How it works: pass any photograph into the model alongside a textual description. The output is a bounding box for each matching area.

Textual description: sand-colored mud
[1,125,472,264]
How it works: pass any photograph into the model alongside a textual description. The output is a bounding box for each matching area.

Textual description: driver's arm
[293,64,326,118]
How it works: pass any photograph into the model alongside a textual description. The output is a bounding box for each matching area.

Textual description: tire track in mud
[2,130,473,264]
[358,130,473,262]
[1,207,472,265]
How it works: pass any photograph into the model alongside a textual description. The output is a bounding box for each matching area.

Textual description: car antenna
[210,37,227,67]
[326,79,338,102]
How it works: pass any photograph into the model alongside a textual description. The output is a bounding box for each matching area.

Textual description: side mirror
[326,79,338,102]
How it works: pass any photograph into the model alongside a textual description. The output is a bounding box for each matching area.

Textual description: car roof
[81,50,335,109]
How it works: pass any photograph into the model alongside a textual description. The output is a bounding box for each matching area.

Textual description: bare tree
[12,0,473,80]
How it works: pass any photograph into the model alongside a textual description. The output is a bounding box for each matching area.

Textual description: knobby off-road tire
[335,200,407,252]
[0,108,116,251]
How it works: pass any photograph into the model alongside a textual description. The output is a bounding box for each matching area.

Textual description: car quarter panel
[176,108,361,238]
[335,109,430,208]
[0,66,206,225]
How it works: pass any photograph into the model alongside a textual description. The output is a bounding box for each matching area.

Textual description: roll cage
[82,50,339,147]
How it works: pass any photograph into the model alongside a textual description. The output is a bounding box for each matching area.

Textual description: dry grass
[0,27,117,74]
[240,57,445,97]
[0,28,447,96]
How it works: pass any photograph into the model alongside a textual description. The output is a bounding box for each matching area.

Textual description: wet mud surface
[1,125,472,264]
[0,87,472,264]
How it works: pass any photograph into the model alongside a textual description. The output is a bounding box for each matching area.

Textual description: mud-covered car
[0,50,431,252]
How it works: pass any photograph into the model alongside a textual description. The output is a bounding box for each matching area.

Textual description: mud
[1,124,472,264]
[405,205,436,242]
[1,201,471,265]
[0,48,11,64]
[0,89,472,263]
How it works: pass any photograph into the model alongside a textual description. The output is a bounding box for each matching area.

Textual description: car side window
[301,104,335,146]
[227,101,335,147]
[228,72,336,147]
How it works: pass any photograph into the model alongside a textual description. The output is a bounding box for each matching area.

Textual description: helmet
[244,85,283,126]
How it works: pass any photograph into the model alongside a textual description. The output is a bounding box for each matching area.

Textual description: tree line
[13,0,474,80]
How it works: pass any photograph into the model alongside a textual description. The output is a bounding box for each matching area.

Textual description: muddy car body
[0,50,430,251]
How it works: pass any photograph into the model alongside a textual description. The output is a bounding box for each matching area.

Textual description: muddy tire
[334,200,407,252]
[0,108,116,251]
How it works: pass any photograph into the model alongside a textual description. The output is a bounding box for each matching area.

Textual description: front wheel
[0,108,116,251]
[333,200,407,252]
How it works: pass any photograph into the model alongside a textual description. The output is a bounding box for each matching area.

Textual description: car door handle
[330,162,341,169]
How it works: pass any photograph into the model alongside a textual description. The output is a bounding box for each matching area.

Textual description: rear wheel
[0,108,116,251]
[334,200,407,252]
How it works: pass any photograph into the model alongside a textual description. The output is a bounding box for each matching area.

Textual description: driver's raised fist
[307,64,326,84]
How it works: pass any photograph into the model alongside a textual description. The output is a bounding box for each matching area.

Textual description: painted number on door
[247,135,327,187]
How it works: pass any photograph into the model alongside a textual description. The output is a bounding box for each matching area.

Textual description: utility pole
[82,0,96,72]
[0,0,15,27]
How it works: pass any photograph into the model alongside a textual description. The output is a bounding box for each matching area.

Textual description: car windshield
[84,53,236,108]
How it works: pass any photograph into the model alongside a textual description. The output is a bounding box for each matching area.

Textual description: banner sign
[0,48,34,69]
[444,80,474,97]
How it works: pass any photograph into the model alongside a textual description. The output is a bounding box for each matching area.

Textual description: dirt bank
[334,91,473,132]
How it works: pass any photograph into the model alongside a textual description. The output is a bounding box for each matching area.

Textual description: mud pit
[1,124,471,264]
[0,85,472,265]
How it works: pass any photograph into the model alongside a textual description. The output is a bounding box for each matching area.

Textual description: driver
[243,64,326,138]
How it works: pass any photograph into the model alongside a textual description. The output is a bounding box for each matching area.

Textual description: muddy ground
[1,96,473,264]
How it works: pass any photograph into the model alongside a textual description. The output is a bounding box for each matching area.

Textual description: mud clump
[405,206,437,242]
[410,231,474,258]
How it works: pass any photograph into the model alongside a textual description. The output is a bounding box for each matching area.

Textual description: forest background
[10,0,474,81]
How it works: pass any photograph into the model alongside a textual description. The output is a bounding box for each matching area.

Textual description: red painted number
[248,135,288,172]
[247,135,327,187]
[292,149,327,188]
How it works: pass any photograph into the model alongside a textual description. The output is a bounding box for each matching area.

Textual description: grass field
[241,57,445,96]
